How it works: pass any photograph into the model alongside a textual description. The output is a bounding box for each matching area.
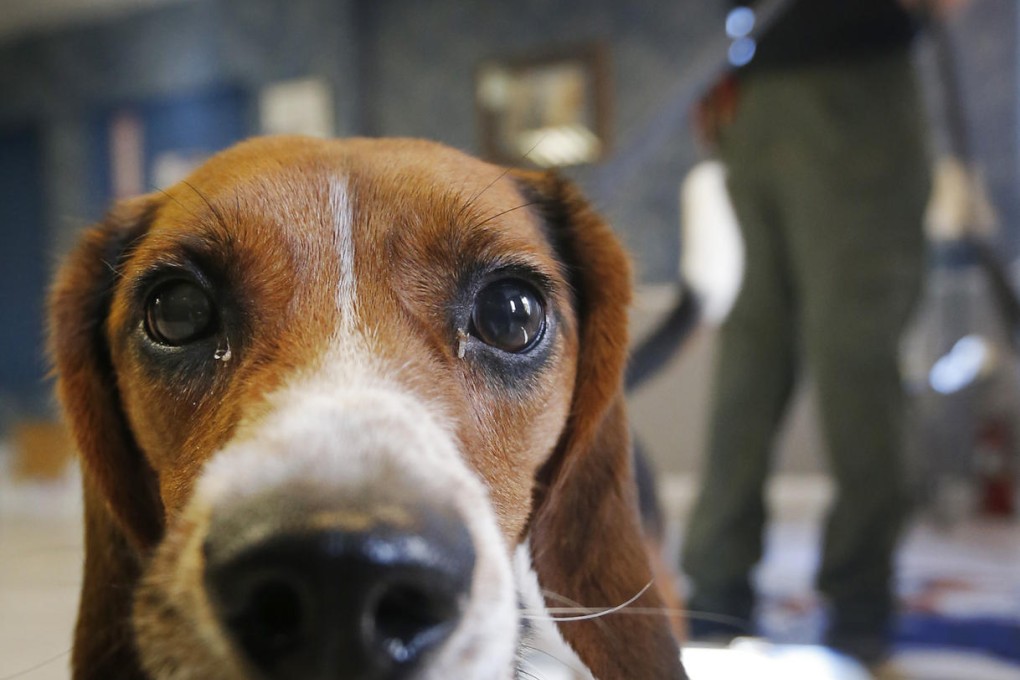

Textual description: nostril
[205,502,476,678]
[230,577,308,668]
[370,580,461,664]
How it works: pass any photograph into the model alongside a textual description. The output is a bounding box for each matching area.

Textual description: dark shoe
[824,605,893,667]
[686,615,752,644]
[825,630,891,667]
[685,585,755,643]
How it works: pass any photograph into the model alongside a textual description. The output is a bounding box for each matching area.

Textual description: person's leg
[780,52,929,660]
[682,102,798,637]
[805,248,922,655]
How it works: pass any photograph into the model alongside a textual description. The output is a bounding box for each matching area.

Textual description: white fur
[329,175,357,330]
[513,543,593,680]
[195,339,518,679]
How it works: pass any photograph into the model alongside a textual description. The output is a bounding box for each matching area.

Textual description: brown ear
[517,172,686,679]
[48,196,165,677]
[49,195,165,548]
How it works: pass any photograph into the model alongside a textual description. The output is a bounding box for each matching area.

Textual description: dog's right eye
[471,279,546,353]
[145,280,215,346]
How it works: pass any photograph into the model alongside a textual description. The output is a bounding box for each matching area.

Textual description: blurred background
[0,1,1018,679]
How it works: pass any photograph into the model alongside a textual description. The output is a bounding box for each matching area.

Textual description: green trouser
[681,49,930,633]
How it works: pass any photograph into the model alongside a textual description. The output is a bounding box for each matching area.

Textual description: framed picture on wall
[476,43,611,169]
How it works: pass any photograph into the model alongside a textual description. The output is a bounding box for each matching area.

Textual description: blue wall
[0,126,47,417]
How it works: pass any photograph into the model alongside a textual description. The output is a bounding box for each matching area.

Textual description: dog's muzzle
[203,493,475,679]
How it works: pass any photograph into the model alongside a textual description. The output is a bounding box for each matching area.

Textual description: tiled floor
[2,459,1018,679]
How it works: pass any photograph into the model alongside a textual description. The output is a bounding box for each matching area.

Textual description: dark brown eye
[471,279,545,353]
[145,280,215,346]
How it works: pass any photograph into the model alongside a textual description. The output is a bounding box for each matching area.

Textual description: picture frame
[476,43,611,169]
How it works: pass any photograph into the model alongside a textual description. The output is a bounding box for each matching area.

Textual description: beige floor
[0,469,82,680]
[0,497,870,680]
[2,457,1018,680]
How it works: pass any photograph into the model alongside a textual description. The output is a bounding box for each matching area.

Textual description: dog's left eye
[145,280,215,346]
[471,279,546,353]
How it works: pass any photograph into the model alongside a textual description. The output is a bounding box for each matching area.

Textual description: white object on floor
[683,639,871,680]
[522,641,870,680]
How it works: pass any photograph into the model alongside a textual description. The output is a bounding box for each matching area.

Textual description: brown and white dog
[49,136,687,679]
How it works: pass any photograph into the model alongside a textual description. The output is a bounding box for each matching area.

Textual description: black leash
[626,285,700,392]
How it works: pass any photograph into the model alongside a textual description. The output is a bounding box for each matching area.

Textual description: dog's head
[49,137,684,679]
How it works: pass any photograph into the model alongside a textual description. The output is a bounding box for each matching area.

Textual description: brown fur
[48,136,685,679]
[520,172,685,679]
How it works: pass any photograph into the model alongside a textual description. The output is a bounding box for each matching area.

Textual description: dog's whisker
[526,603,754,633]
[468,135,547,226]
[537,587,588,609]
[469,200,541,231]
[180,180,234,244]
[518,641,590,677]
[533,586,612,632]
[521,580,653,622]
[457,164,515,222]
[156,186,203,222]
[527,604,751,625]
[100,258,125,279]
[0,647,71,680]
[517,133,548,164]
[460,134,545,224]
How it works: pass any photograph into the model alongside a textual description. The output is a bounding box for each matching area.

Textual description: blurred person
[681,0,967,668]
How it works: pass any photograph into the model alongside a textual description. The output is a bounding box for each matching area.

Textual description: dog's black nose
[204,502,475,680]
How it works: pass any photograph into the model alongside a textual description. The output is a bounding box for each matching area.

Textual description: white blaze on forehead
[329,175,357,330]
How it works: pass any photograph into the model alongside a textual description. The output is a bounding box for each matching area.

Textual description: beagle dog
[49,136,687,679]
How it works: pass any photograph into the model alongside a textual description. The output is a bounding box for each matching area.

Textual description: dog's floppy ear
[49,196,165,675]
[49,195,165,549]
[515,171,686,679]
